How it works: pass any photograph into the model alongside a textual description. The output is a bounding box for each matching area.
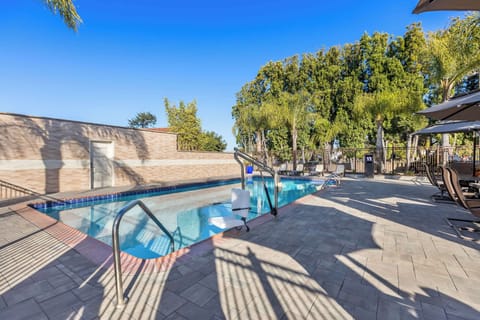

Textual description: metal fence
[267,145,478,177]
[322,145,478,176]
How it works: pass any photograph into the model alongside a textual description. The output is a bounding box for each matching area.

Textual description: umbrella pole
[474,131,477,177]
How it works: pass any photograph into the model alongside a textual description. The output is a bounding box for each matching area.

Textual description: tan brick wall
[0,113,239,197]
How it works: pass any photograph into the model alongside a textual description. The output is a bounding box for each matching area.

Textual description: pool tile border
[28,177,241,210]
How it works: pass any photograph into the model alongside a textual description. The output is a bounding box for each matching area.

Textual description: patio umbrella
[413,120,480,135]
[416,90,480,121]
[413,0,480,13]
[413,120,480,176]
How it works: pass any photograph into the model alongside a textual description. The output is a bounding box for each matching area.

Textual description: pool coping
[10,176,329,275]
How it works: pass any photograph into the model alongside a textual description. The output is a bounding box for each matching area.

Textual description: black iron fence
[267,145,479,177]
[324,145,478,177]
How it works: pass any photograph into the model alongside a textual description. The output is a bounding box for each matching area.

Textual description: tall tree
[276,90,312,170]
[426,13,480,150]
[354,89,423,172]
[164,98,202,151]
[43,0,82,31]
[128,112,157,128]
[427,13,480,102]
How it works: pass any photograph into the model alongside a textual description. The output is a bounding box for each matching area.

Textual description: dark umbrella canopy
[413,120,480,176]
[413,0,480,13]
[413,120,480,135]
[417,90,480,121]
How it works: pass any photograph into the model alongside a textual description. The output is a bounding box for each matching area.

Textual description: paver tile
[180,283,217,307]
[39,292,83,318]
[157,290,188,316]
[0,298,47,320]
[3,280,53,306]
[1,177,480,320]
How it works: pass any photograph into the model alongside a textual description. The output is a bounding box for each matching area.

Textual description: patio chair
[291,163,304,176]
[444,167,480,239]
[209,188,251,232]
[449,168,477,200]
[311,163,324,176]
[424,163,450,201]
[277,163,288,175]
[326,164,344,185]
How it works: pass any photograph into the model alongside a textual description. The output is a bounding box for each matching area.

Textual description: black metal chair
[445,167,480,239]
[425,163,450,201]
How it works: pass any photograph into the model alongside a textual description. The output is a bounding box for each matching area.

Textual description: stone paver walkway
[0,177,479,319]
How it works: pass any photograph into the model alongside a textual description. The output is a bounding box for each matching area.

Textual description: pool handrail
[233,148,278,216]
[112,199,175,308]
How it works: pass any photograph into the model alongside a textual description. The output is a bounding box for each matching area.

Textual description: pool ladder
[112,200,175,308]
[234,148,279,216]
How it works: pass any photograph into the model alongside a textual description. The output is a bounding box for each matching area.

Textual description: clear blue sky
[0,1,464,150]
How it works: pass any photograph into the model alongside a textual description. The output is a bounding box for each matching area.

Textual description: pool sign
[365,154,374,178]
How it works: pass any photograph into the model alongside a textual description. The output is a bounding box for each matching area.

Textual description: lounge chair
[443,167,480,239]
[277,163,288,175]
[307,163,323,176]
[425,163,450,202]
[326,164,344,185]
[291,163,304,176]
[209,188,251,232]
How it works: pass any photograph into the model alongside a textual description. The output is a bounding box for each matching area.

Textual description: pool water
[34,177,325,259]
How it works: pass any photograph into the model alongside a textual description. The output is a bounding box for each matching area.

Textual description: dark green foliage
[232,21,429,159]
[165,98,202,151]
[128,112,157,128]
[165,98,226,152]
[232,14,479,164]
[200,131,227,152]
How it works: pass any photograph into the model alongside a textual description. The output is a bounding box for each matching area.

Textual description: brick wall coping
[0,112,175,135]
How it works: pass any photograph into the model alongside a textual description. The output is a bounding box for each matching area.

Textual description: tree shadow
[2,178,479,319]
[149,178,480,319]
[0,114,150,194]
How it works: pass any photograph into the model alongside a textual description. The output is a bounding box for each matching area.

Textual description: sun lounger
[325,164,344,185]
[309,163,324,176]
[291,163,304,176]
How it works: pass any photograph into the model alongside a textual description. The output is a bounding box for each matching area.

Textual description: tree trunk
[256,130,262,155]
[375,121,385,174]
[261,130,269,164]
[406,134,412,171]
[292,127,298,171]
[440,81,453,165]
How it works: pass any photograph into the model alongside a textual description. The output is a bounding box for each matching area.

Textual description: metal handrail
[233,148,278,216]
[112,200,175,308]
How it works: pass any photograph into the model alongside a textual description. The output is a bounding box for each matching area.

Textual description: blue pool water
[33,177,325,259]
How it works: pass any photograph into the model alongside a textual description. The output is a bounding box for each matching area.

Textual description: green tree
[164,98,202,151]
[427,13,480,102]
[426,13,480,149]
[200,131,227,152]
[128,112,157,128]
[355,89,423,172]
[232,22,429,169]
[276,90,312,170]
[43,0,82,31]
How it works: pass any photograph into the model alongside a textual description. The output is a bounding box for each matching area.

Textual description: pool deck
[0,176,479,319]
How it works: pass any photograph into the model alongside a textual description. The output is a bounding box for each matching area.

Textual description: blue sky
[0,1,464,150]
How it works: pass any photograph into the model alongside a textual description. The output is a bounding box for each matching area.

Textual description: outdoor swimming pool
[32,177,326,259]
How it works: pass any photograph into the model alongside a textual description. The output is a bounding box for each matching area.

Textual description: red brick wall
[0,113,239,197]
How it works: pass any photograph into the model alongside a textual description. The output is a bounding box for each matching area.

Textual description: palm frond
[44,0,82,31]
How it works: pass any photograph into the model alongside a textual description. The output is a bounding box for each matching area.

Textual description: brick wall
[0,113,239,198]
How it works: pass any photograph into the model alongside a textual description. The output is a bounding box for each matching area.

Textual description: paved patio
[0,176,479,319]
